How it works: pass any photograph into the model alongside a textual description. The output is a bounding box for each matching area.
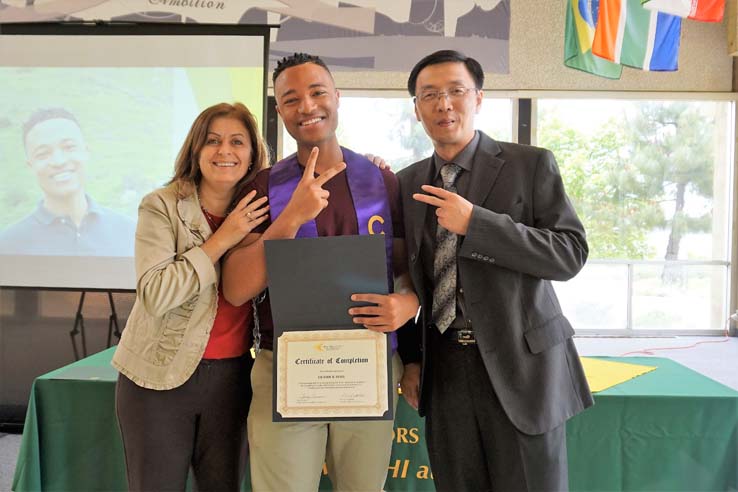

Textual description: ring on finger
[246,211,252,219]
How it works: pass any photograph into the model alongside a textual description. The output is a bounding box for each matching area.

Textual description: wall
[330,1,733,92]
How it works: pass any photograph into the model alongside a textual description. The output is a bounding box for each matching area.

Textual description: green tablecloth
[12,348,125,492]
[12,350,738,491]
[568,357,738,491]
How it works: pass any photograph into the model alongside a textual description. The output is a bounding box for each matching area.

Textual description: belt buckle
[457,329,475,345]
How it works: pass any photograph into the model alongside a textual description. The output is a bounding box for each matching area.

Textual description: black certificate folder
[264,234,393,422]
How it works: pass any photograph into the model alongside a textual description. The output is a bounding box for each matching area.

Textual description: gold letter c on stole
[368,215,385,235]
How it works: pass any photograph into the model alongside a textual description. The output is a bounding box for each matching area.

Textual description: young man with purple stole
[222,53,419,492]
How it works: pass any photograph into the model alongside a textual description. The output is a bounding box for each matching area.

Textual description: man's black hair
[272,52,332,84]
[407,50,484,97]
[23,107,81,149]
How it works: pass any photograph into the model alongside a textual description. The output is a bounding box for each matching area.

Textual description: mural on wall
[0,0,510,73]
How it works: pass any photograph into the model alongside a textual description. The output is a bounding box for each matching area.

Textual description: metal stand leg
[106,291,121,347]
[70,291,87,360]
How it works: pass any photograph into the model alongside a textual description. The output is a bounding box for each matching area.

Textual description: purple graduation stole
[269,147,397,350]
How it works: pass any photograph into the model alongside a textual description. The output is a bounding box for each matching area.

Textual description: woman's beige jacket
[112,181,220,390]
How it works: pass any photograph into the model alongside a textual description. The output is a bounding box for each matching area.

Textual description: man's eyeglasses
[414,86,479,104]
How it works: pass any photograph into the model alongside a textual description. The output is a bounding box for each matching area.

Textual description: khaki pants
[248,349,403,492]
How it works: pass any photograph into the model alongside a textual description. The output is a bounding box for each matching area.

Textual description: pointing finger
[302,147,319,180]
[420,184,454,198]
[413,193,444,207]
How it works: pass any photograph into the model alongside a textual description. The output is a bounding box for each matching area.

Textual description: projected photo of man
[0,107,135,256]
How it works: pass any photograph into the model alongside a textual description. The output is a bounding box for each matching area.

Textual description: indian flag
[564,0,623,78]
[642,0,724,22]
[593,0,682,71]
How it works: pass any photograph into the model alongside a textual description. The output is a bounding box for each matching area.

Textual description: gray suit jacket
[397,132,593,435]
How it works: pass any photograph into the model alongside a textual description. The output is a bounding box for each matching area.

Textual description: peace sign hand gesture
[413,184,474,235]
[282,147,346,226]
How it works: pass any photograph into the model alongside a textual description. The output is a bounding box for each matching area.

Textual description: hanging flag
[641,0,724,22]
[564,0,623,79]
[593,0,682,71]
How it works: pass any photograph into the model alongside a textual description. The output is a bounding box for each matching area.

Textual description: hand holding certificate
[264,234,393,421]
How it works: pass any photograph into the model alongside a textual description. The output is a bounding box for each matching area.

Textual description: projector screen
[0,23,268,290]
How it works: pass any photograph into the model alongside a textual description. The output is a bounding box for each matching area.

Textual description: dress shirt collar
[432,130,480,179]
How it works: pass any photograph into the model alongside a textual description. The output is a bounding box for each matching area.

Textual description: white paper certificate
[276,329,389,419]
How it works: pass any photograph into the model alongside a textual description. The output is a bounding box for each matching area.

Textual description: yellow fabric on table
[580,357,657,392]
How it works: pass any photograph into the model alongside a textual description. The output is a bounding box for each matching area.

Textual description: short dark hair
[407,50,484,96]
[23,107,81,149]
[272,52,332,84]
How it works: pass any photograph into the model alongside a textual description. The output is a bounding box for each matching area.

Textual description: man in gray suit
[397,50,593,491]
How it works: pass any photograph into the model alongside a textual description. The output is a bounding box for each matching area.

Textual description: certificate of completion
[276,329,389,419]
[264,235,393,421]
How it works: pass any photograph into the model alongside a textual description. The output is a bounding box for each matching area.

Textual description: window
[539,98,734,333]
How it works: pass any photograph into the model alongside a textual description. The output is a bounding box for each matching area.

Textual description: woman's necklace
[201,207,221,231]
[196,188,229,230]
